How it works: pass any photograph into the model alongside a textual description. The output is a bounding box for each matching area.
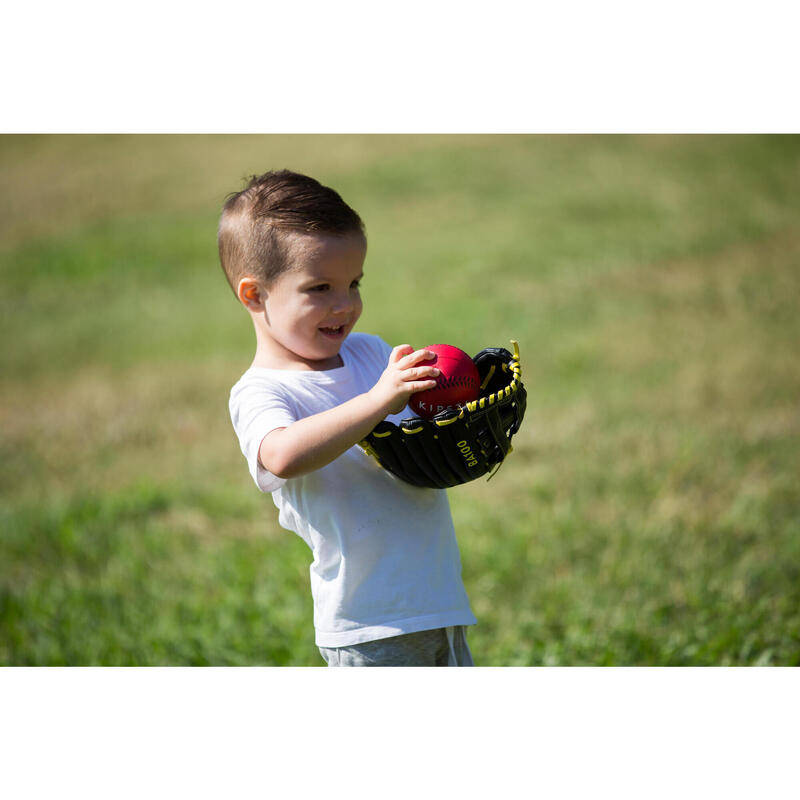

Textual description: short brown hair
[217,170,365,295]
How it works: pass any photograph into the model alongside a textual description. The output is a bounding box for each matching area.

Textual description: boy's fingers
[400,348,436,368]
[390,344,414,363]
[407,379,438,393]
[406,366,439,379]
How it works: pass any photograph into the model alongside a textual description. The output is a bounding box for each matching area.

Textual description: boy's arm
[259,345,438,480]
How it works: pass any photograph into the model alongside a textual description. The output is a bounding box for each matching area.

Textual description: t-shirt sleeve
[373,334,393,364]
[229,376,295,493]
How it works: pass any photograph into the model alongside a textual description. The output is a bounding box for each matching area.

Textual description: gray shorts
[319,626,474,667]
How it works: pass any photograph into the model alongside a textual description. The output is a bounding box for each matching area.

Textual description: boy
[222,170,476,666]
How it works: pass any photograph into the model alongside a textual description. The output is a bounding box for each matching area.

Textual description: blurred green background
[1,134,799,665]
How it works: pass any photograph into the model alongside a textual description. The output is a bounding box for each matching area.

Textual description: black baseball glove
[360,341,527,489]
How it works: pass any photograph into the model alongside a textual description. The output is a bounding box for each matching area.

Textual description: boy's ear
[237,277,266,311]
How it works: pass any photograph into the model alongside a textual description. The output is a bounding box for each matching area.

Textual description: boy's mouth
[319,325,347,339]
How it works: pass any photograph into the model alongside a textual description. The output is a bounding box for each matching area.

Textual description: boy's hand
[370,345,439,416]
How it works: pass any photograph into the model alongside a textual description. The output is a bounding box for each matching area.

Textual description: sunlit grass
[1,134,799,665]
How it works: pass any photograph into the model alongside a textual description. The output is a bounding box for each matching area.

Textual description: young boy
[222,170,476,666]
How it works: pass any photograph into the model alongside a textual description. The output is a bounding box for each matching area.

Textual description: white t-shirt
[228,332,476,648]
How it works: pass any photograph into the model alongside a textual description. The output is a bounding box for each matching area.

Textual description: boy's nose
[332,293,355,313]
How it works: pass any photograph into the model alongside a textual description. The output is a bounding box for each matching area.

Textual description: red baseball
[410,344,481,419]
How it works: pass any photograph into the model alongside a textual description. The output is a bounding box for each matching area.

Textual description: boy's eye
[309,284,330,292]
[350,280,361,290]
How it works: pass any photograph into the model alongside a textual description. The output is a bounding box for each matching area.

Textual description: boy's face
[258,231,366,370]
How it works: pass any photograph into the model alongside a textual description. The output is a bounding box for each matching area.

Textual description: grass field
[1,134,799,666]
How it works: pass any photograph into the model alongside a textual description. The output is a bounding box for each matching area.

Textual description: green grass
[1,134,799,665]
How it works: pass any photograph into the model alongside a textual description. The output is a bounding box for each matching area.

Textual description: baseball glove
[359,340,527,489]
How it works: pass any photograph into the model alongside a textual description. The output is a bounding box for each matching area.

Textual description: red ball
[409,344,481,419]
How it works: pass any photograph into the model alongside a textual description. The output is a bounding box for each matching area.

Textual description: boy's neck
[250,350,344,371]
